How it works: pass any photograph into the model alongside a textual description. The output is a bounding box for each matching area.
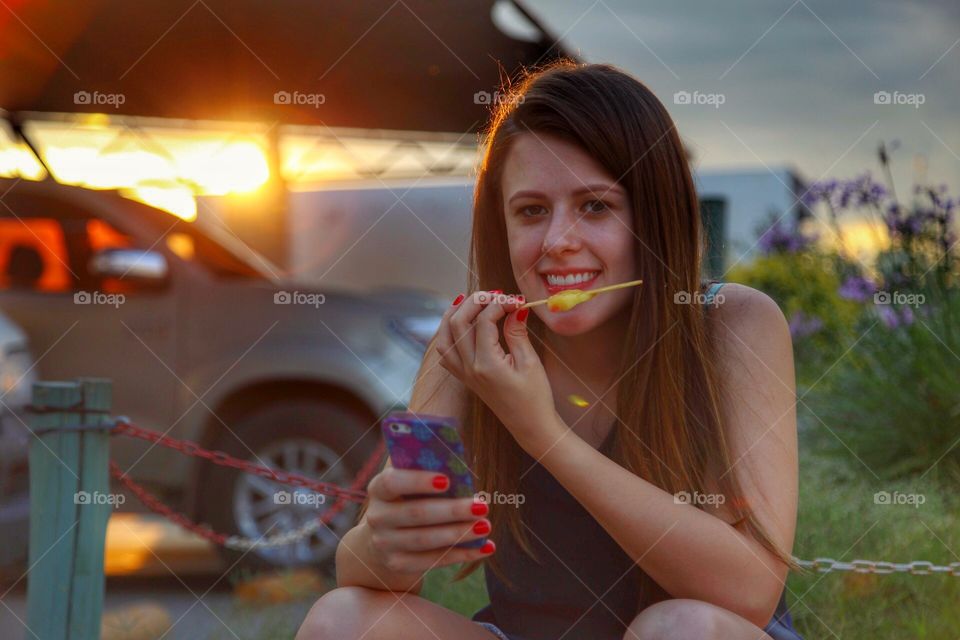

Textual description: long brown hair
[444,60,800,602]
[355,59,799,606]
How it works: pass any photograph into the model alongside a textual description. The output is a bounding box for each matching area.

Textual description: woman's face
[501,132,636,336]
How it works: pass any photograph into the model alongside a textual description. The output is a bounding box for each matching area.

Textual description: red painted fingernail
[516,308,529,322]
[452,294,465,306]
[432,475,449,490]
[471,501,489,516]
[473,520,491,535]
[481,540,496,554]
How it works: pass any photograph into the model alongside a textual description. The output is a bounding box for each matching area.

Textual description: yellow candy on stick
[547,289,597,312]
[518,279,644,313]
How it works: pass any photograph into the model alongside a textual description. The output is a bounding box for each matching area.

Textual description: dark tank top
[470,282,801,640]
[470,426,645,639]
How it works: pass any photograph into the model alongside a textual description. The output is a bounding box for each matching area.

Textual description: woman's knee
[296,585,401,640]
[624,599,722,640]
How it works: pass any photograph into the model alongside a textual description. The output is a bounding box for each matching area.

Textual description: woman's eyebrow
[571,183,624,197]
[507,183,624,204]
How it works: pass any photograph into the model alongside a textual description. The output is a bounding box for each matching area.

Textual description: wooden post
[26,378,113,640]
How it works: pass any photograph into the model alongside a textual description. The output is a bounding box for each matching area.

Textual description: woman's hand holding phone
[363,466,495,575]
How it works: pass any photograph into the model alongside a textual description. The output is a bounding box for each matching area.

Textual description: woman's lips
[541,272,600,295]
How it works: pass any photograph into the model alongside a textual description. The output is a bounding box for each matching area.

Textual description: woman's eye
[519,205,547,217]
[584,200,610,214]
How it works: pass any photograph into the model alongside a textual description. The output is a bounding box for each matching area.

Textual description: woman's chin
[539,311,599,336]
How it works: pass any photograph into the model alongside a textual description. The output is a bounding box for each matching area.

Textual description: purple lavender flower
[788,311,824,339]
[804,174,891,212]
[839,186,852,209]
[865,181,887,205]
[878,305,915,329]
[757,218,816,255]
[885,205,927,238]
[838,275,877,302]
[801,179,840,207]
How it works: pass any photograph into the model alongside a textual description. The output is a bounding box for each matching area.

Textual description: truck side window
[0,217,73,293]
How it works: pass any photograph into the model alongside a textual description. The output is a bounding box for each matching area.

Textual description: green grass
[421,560,489,616]
[787,432,960,639]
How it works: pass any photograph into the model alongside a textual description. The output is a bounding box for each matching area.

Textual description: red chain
[109,418,386,547]
[112,418,382,503]
[110,461,229,545]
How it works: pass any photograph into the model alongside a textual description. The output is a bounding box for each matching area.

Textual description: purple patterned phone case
[381,411,485,549]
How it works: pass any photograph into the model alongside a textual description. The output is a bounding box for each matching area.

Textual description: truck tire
[200,398,380,572]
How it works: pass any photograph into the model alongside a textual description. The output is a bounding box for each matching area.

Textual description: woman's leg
[624,599,775,640]
[296,586,504,640]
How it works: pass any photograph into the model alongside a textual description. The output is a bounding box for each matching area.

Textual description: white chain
[224,518,325,551]
[795,557,960,576]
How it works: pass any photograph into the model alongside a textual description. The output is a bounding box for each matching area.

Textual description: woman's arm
[335,330,470,594]
[523,286,798,628]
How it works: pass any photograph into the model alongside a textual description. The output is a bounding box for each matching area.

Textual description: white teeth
[545,271,598,286]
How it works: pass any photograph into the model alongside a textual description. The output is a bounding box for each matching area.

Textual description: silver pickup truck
[0,177,445,569]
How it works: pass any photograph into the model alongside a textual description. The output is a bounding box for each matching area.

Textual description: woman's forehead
[502,134,618,198]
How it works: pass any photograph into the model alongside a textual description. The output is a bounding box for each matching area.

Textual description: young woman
[297,60,803,640]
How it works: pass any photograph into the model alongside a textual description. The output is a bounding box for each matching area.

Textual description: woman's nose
[541,207,583,255]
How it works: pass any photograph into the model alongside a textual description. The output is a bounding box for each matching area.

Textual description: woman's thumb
[504,306,535,367]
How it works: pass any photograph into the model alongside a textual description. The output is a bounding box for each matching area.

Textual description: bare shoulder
[709,283,792,359]
[707,283,795,437]
[710,282,787,326]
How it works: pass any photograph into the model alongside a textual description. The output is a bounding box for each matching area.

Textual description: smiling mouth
[541,271,601,295]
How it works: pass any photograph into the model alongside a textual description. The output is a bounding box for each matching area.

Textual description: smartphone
[381,411,486,549]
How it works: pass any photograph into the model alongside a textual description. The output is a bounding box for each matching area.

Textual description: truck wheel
[200,398,379,571]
